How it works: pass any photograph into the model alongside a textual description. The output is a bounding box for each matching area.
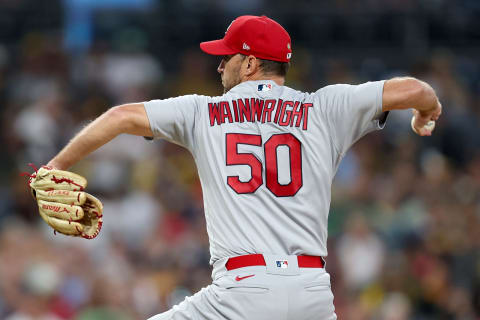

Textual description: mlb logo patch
[276,260,289,268]
[258,84,272,92]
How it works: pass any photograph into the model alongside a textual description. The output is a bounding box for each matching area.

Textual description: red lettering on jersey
[261,99,276,123]
[279,101,294,126]
[290,101,302,128]
[209,99,312,130]
[273,99,283,124]
[208,103,222,126]
[232,100,239,122]
[221,101,233,123]
[302,103,313,130]
[238,99,251,122]
[251,98,264,122]
[264,134,303,196]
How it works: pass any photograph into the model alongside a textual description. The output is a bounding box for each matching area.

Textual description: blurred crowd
[0,1,480,319]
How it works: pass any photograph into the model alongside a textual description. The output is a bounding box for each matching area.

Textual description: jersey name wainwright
[208,98,313,130]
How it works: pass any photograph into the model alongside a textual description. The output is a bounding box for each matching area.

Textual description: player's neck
[243,73,285,86]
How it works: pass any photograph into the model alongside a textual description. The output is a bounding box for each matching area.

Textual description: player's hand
[411,101,442,136]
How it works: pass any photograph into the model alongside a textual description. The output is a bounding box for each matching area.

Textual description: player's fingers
[415,126,429,136]
[413,109,432,125]
[412,114,435,136]
[415,115,429,128]
[432,102,442,121]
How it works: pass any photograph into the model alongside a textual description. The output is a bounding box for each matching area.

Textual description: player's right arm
[382,77,442,134]
[47,103,152,170]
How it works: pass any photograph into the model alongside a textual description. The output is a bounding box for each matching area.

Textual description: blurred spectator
[337,212,385,290]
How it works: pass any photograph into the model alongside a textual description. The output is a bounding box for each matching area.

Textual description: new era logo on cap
[200,15,292,63]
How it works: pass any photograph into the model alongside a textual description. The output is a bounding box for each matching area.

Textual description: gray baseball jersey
[144,79,386,265]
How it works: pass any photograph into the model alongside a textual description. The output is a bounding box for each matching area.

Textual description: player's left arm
[47,103,151,170]
[382,77,442,135]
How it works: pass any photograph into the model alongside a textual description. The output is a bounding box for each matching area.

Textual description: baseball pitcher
[34,15,442,319]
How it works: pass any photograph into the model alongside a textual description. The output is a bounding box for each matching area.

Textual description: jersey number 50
[226,133,303,197]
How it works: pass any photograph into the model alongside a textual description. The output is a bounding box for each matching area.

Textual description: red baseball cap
[200,15,292,63]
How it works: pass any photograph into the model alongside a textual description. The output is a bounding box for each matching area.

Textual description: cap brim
[200,39,237,56]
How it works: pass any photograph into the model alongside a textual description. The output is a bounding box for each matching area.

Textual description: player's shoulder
[315,83,352,96]
[281,84,311,97]
[170,93,214,108]
[149,93,210,105]
[279,83,350,102]
[181,93,210,102]
[315,81,385,96]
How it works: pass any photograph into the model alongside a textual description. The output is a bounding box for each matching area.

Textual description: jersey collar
[228,80,278,94]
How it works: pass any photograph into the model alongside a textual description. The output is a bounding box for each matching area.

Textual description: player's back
[144,79,385,264]
[193,80,337,264]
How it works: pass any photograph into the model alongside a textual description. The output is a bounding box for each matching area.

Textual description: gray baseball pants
[148,254,337,320]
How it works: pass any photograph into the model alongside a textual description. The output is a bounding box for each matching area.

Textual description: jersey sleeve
[318,80,386,156]
[143,95,200,151]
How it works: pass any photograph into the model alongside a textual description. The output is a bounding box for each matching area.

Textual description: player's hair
[257,58,290,77]
[238,54,290,77]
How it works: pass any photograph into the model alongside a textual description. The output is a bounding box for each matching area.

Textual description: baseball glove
[24,165,103,239]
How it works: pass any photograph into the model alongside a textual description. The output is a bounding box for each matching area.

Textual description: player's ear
[244,55,259,76]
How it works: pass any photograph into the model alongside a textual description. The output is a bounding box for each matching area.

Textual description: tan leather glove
[26,166,103,239]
